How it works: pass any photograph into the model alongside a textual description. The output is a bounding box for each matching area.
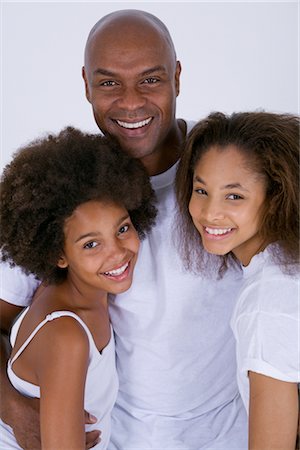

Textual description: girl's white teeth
[104,262,129,276]
[116,117,152,129]
[205,227,232,235]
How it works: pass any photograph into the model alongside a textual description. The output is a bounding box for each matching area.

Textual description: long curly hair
[175,111,299,276]
[0,127,157,283]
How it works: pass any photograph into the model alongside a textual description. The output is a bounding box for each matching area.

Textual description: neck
[59,278,108,310]
[143,119,186,176]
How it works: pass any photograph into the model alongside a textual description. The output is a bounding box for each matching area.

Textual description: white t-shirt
[231,245,300,412]
[0,121,248,449]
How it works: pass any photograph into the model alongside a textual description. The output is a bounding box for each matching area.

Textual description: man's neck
[143,119,187,176]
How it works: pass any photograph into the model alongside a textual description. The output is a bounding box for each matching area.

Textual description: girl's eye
[195,188,207,196]
[227,193,243,200]
[83,241,98,249]
[118,224,129,235]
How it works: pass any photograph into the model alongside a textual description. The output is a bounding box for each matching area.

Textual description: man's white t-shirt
[231,245,300,413]
[0,121,248,449]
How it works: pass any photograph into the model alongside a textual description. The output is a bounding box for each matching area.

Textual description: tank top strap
[10,310,89,366]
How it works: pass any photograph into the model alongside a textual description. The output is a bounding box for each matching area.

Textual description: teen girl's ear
[57,255,68,269]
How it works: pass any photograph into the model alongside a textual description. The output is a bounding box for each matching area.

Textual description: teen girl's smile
[58,200,140,295]
[188,145,267,266]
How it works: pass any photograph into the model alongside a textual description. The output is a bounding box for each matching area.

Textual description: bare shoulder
[40,315,89,352]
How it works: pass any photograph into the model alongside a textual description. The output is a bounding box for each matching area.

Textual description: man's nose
[117,86,146,112]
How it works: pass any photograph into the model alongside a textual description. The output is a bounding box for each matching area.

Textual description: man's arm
[0,300,41,449]
[0,300,101,449]
[248,371,298,450]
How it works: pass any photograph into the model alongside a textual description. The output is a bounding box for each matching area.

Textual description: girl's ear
[57,255,68,269]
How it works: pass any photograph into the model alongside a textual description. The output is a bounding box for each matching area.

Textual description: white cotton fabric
[0,120,248,449]
[231,245,300,413]
[0,262,39,306]
[108,122,247,449]
[1,309,118,450]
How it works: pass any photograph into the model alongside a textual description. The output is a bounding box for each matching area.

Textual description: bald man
[0,10,248,450]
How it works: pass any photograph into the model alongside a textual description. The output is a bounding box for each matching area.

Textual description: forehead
[194,145,263,182]
[85,18,175,73]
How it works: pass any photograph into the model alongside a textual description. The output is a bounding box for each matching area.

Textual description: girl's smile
[189,145,267,266]
[58,200,140,296]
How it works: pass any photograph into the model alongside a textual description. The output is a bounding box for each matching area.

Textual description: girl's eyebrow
[75,231,101,243]
[193,176,249,192]
[222,183,249,192]
[75,214,130,243]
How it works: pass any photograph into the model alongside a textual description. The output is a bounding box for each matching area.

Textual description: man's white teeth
[104,262,129,276]
[116,117,152,129]
[205,227,232,235]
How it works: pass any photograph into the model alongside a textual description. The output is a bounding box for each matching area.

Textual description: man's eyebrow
[93,68,116,77]
[92,65,167,78]
[139,66,167,77]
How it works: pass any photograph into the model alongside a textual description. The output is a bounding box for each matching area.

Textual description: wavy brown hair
[0,127,157,283]
[175,111,299,275]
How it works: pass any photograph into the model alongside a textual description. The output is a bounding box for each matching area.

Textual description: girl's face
[58,200,140,296]
[189,145,267,266]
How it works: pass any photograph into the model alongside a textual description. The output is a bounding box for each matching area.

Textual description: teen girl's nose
[202,198,225,222]
[106,238,127,260]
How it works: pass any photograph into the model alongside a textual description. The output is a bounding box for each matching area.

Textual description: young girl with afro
[0,127,156,449]
[175,111,299,449]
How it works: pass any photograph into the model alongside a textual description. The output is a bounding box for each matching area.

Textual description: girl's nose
[202,200,225,222]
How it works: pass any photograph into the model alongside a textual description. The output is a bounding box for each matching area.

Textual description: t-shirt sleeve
[233,277,300,383]
[0,261,40,306]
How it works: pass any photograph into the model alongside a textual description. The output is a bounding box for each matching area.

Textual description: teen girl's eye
[118,224,130,236]
[194,187,207,196]
[83,241,99,250]
[227,193,243,200]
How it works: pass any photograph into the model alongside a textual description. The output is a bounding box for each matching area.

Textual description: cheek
[188,196,199,221]
[129,234,140,254]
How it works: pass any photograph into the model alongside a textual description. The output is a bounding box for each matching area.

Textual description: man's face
[83,22,181,168]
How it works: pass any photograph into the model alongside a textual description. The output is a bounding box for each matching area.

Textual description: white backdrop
[1,1,299,171]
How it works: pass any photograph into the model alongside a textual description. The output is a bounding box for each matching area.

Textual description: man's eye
[83,241,98,249]
[101,80,117,86]
[118,224,129,235]
[143,77,159,84]
[227,194,243,200]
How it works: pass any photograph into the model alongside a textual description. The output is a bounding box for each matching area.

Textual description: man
[0,10,248,449]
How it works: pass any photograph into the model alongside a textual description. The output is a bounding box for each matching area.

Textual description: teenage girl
[175,111,299,449]
[0,127,156,449]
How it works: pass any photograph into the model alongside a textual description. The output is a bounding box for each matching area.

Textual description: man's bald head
[82,9,183,175]
[84,9,177,65]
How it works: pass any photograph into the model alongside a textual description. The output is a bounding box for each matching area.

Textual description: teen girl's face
[58,200,140,295]
[188,145,267,266]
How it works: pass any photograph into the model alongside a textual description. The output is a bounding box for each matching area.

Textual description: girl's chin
[203,245,229,257]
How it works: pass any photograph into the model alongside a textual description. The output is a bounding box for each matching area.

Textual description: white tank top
[7,308,118,449]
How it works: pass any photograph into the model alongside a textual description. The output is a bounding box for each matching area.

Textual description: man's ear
[82,66,91,103]
[175,60,181,97]
[57,255,68,269]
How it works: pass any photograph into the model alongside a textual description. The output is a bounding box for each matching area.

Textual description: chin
[204,246,227,256]
[111,280,133,295]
